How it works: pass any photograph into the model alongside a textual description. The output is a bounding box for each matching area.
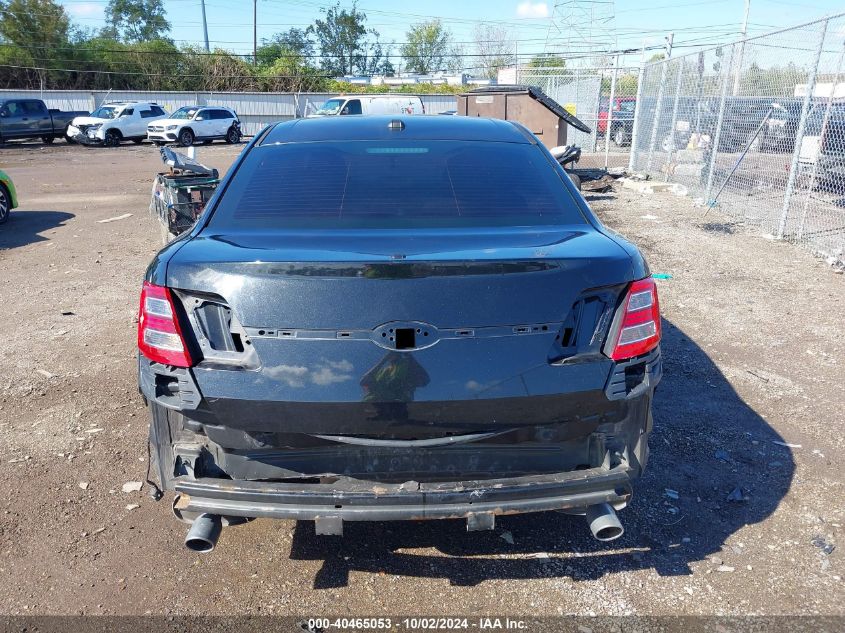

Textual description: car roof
[340,95,421,99]
[260,115,533,145]
[104,101,158,107]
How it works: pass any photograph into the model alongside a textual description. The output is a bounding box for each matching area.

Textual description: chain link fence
[517,63,640,169]
[630,13,845,268]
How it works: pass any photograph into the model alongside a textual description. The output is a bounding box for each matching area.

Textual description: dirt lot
[0,141,842,617]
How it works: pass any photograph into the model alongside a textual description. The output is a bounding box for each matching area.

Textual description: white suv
[147,106,242,147]
[68,101,167,146]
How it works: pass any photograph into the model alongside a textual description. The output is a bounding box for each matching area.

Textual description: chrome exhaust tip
[585,502,624,542]
[184,513,222,553]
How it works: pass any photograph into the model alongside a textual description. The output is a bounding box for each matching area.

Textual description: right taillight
[138,281,195,367]
[609,277,661,361]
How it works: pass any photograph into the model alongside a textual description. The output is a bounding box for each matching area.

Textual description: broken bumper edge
[172,466,633,523]
[72,133,104,146]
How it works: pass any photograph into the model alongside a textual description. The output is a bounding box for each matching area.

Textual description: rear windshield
[208,140,586,230]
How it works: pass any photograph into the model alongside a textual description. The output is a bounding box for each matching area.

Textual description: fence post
[628,42,648,172]
[604,55,619,169]
[664,58,686,181]
[704,44,736,202]
[646,33,674,174]
[777,19,828,240]
[732,0,751,95]
[798,37,845,240]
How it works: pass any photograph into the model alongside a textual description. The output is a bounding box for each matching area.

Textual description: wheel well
[180,127,194,136]
[106,128,123,138]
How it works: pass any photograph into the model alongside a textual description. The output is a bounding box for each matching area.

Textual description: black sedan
[137,115,662,551]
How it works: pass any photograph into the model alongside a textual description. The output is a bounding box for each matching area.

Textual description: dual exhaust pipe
[182,503,623,553]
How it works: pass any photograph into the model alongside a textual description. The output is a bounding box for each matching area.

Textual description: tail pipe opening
[585,502,624,542]
[185,513,222,553]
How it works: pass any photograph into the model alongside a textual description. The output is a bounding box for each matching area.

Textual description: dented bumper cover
[143,346,660,525]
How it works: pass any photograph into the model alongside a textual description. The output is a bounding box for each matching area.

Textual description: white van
[310,95,425,117]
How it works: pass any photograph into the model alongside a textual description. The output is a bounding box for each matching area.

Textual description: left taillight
[137,281,195,367]
[609,277,661,361]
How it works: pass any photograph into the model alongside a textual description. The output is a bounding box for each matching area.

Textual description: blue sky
[59,0,844,67]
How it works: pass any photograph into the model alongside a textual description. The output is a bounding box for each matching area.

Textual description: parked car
[597,96,636,146]
[758,99,806,153]
[138,115,662,551]
[798,99,845,193]
[67,101,168,146]
[0,98,88,145]
[661,96,775,153]
[310,95,425,117]
[0,169,18,224]
[147,106,242,147]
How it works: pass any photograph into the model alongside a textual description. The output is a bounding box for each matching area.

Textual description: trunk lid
[163,226,634,435]
[166,226,632,330]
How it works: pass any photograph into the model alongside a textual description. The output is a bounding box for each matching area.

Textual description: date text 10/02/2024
[306,618,529,630]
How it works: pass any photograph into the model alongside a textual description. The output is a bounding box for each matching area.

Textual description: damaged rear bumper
[172,465,633,525]
[144,349,660,530]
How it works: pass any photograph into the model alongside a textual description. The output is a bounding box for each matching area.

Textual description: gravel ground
[0,141,842,617]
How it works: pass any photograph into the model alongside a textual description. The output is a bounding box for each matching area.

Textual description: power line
[2,37,710,63]
[0,61,335,79]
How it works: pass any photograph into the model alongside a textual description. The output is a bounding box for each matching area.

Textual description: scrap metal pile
[149,147,220,243]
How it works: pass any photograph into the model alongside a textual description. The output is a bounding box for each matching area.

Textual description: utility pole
[200,0,210,52]
[253,0,258,65]
[732,0,751,94]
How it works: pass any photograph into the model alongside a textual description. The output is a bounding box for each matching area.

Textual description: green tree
[179,46,256,91]
[0,0,70,87]
[401,20,450,74]
[364,39,394,76]
[256,28,313,67]
[0,0,69,50]
[528,53,566,69]
[309,1,386,76]
[103,0,170,43]
[256,29,328,91]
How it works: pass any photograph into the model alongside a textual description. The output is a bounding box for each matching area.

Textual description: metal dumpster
[457,85,592,150]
